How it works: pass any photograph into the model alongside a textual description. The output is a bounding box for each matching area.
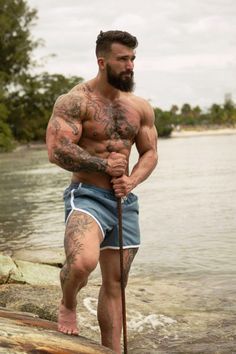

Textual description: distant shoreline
[171,127,236,138]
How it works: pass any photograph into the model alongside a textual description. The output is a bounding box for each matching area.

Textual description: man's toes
[59,326,67,334]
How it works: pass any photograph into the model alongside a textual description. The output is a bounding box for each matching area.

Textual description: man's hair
[95,30,138,57]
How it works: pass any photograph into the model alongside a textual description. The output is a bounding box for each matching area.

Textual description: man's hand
[111,175,135,198]
[106,152,127,177]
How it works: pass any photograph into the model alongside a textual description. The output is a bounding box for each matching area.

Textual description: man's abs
[71,171,114,190]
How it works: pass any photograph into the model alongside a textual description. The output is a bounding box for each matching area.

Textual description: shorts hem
[100,245,140,251]
[66,208,105,239]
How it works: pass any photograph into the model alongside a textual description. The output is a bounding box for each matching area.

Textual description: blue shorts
[63,182,140,250]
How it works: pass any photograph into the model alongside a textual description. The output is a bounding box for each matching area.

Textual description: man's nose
[126,59,134,70]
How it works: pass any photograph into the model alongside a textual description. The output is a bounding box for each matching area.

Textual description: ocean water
[0,134,236,353]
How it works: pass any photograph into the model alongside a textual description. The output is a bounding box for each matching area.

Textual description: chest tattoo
[86,98,136,140]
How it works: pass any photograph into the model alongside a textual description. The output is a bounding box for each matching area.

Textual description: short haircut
[95,30,138,57]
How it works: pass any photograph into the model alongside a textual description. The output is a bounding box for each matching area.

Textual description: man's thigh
[65,210,103,267]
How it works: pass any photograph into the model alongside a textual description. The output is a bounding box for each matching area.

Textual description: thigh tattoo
[64,211,93,265]
[123,248,138,285]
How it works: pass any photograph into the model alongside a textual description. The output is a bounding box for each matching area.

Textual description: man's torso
[69,83,143,188]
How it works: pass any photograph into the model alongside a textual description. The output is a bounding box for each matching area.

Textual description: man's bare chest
[82,99,140,141]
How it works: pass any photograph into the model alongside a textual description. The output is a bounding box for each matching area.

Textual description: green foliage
[0,120,15,152]
[0,0,39,150]
[154,108,173,137]
[154,99,236,137]
[7,73,83,142]
[0,1,83,149]
[0,0,39,86]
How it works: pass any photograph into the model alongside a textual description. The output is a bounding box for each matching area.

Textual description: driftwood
[0,307,114,354]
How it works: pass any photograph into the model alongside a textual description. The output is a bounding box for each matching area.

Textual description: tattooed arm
[46,91,127,176]
[46,92,106,173]
[112,100,158,196]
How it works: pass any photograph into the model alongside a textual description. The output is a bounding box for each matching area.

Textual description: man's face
[105,43,136,92]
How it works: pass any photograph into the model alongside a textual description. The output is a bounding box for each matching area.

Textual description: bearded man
[46,30,158,354]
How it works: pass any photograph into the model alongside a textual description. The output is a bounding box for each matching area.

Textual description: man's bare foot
[58,302,79,335]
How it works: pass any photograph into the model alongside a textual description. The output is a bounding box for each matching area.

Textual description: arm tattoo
[54,137,108,173]
[53,94,82,137]
[52,92,108,173]
[55,94,82,121]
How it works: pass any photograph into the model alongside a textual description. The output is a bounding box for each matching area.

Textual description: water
[1,134,236,353]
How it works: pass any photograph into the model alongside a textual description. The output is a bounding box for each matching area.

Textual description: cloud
[137,53,235,72]
[28,0,236,108]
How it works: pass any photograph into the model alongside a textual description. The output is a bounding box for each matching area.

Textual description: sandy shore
[171,127,236,138]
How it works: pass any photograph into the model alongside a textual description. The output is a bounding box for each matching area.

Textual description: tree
[181,103,192,117]
[223,96,236,124]
[0,0,39,86]
[170,105,179,115]
[180,103,196,125]
[154,108,173,137]
[0,0,39,150]
[192,105,201,118]
[0,85,15,152]
[209,103,223,124]
[7,73,83,141]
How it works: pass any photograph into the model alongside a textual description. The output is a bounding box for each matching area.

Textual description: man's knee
[72,256,98,276]
[102,277,123,297]
[62,255,97,285]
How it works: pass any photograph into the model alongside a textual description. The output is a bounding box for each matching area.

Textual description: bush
[0,120,15,152]
[154,108,173,137]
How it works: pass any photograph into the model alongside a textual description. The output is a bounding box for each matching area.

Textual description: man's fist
[106,152,127,177]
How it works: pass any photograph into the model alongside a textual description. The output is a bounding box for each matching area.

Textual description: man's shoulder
[69,82,91,96]
[54,82,90,106]
[125,93,153,115]
[124,92,150,105]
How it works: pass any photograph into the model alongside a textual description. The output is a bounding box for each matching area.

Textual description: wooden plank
[0,308,114,354]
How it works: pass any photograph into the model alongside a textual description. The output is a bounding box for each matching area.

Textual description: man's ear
[97,57,105,70]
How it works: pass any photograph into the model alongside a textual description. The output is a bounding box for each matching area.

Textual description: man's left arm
[112,101,158,197]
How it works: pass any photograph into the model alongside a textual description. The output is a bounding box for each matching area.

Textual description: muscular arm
[112,101,158,196]
[130,102,158,187]
[46,92,108,173]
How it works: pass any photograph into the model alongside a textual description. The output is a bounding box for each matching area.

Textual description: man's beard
[106,64,135,92]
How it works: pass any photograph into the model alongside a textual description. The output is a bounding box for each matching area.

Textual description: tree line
[155,98,236,137]
[1,0,235,152]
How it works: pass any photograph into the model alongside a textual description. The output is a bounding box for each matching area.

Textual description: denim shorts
[63,182,140,250]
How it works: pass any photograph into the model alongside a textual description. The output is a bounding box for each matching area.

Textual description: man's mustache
[121,71,134,76]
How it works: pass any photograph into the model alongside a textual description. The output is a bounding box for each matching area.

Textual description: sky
[28,0,236,110]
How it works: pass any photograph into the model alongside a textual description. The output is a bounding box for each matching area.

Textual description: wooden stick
[117,197,128,354]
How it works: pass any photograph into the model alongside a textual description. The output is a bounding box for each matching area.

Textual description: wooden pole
[117,197,128,354]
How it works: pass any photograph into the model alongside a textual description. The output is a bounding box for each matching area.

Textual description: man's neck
[90,75,121,101]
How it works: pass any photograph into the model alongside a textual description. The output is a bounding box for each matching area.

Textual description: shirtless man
[46,30,158,353]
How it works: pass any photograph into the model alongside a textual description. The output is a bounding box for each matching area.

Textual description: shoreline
[171,126,236,138]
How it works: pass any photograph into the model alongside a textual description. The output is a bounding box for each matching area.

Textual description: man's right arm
[46,92,127,176]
